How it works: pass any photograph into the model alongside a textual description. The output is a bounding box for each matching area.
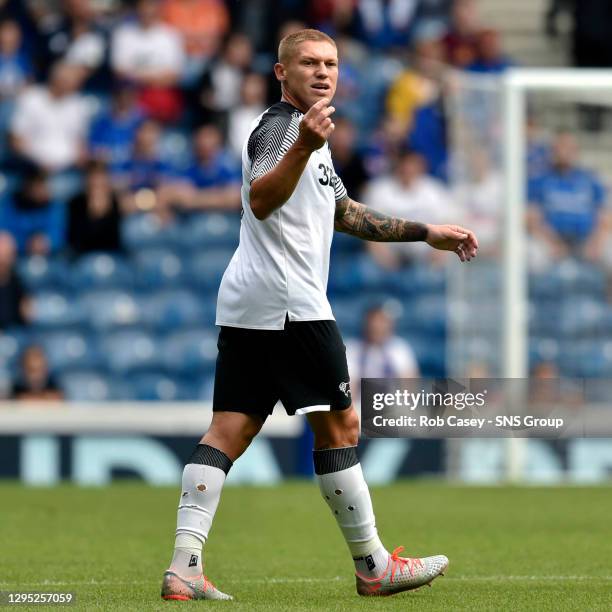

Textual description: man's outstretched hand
[425,224,479,262]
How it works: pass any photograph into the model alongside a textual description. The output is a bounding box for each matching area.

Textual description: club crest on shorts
[339,381,351,398]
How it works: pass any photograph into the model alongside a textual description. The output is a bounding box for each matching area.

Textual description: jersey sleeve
[332,170,348,203]
[248,112,301,183]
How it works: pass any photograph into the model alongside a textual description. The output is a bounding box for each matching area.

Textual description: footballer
[161,28,478,601]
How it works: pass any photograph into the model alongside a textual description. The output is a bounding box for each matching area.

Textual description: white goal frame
[502,69,612,480]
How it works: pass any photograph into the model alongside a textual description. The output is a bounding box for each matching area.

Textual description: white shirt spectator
[64,31,106,69]
[11,85,90,171]
[111,21,185,77]
[346,336,419,380]
[363,170,452,261]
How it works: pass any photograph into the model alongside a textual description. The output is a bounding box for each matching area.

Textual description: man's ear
[274,62,286,82]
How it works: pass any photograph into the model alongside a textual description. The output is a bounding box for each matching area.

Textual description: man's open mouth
[311,83,330,91]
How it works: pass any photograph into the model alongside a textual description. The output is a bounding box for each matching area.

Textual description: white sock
[314,447,390,578]
[169,445,232,578]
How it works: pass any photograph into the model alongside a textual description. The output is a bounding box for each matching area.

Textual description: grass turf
[1,482,611,611]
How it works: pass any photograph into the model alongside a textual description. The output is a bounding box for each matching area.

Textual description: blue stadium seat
[529,337,560,367]
[79,289,143,330]
[0,328,30,372]
[187,248,234,291]
[18,256,70,292]
[143,289,204,330]
[121,213,183,251]
[543,258,607,298]
[59,370,117,401]
[38,330,101,373]
[70,253,134,290]
[130,371,189,401]
[161,328,218,376]
[133,247,187,291]
[182,212,241,250]
[558,296,605,337]
[331,230,363,255]
[101,329,163,373]
[328,254,364,295]
[397,295,447,336]
[558,340,612,377]
[160,130,192,171]
[30,291,85,328]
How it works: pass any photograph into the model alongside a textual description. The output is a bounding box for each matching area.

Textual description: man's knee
[202,412,264,460]
[311,407,360,449]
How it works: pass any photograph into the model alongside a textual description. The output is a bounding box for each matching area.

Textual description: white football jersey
[216,101,347,329]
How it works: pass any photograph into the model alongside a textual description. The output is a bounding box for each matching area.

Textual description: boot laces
[389,546,423,583]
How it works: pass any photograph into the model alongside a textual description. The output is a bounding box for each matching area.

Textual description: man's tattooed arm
[334,195,429,242]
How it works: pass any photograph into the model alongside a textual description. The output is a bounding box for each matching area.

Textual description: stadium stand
[0,0,610,402]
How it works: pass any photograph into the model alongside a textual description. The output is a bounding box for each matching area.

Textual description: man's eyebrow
[299,55,338,62]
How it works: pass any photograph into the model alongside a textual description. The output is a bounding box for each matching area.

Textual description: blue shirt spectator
[184,150,240,189]
[111,119,175,192]
[467,29,513,74]
[528,166,605,242]
[528,133,606,246]
[89,87,144,166]
[0,19,31,100]
[156,124,241,212]
[0,170,65,255]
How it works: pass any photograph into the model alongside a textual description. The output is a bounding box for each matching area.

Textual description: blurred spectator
[0,231,30,329]
[467,29,513,74]
[266,20,307,105]
[442,0,481,67]
[352,0,419,51]
[363,150,451,268]
[527,132,609,263]
[0,18,32,100]
[113,118,175,214]
[227,72,267,159]
[158,123,241,212]
[38,0,107,90]
[10,62,89,172]
[386,38,445,130]
[362,115,409,178]
[526,114,552,180]
[454,149,502,252]
[111,0,185,122]
[329,116,368,198]
[88,85,144,166]
[309,0,357,37]
[387,37,448,179]
[67,160,121,255]
[346,305,419,401]
[191,31,253,129]
[161,0,229,64]
[0,167,65,256]
[11,345,64,401]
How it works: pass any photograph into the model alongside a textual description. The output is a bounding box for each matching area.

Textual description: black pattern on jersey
[247,101,348,203]
[248,102,301,183]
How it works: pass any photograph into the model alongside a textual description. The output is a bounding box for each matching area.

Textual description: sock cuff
[313,446,359,475]
[188,444,233,474]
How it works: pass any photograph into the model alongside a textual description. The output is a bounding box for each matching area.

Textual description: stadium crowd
[0,0,610,401]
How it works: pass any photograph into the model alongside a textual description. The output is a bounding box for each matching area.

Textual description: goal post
[448,68,612,481]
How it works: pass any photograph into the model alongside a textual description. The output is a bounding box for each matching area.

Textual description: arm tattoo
[334,196,428,242]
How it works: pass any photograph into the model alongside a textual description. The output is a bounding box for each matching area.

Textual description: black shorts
[213,318,352,419]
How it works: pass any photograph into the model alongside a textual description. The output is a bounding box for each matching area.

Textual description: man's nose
[315,62,329,77]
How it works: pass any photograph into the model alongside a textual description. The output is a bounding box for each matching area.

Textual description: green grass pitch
[1,482,611,611]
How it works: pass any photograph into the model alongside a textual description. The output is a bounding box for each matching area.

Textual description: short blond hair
[278,29,336,64]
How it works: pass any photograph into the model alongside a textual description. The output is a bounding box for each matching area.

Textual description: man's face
[553,134,577,169]
[276,40,338,111]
